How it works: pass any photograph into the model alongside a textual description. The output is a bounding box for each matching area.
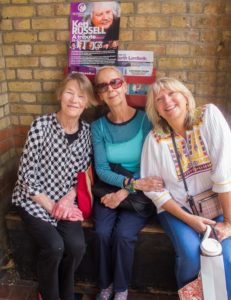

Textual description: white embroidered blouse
[141,104,231,214]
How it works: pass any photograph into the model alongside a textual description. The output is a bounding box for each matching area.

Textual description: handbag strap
[170,130,220,240]
[211,226,219,240]
[170,129,199,215]
[170,130,189,193]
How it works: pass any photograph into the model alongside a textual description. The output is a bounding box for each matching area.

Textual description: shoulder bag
[170,130,222,219]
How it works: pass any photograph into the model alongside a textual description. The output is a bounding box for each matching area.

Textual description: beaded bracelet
[124,177,136,193]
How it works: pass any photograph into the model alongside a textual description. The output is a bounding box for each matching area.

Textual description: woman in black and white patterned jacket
[12,73,95,300]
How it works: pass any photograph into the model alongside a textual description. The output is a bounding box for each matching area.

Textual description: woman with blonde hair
[141,77,231,298]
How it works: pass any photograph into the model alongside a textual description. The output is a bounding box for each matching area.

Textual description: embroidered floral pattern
[152,105,212,181]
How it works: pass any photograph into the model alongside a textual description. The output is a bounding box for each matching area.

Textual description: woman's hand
[101,189,129,209]
[52,203,84,221]
[186,214,216,234]
[214,221,231,242]
[65,205,84,222]
[134,176,164,192]
[51,188,76,219]
[161,199,216,234]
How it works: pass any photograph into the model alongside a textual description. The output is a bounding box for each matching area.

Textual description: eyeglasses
[95,78,124,93]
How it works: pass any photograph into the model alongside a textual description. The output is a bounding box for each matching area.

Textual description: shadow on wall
[0,158,19,258]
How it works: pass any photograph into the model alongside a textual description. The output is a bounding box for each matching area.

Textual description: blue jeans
[93,199,149,292]
[158,209,231,299]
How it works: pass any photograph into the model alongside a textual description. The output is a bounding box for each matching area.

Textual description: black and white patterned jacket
[12,113,92,226]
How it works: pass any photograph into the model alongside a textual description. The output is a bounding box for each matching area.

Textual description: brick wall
[1,0,231,126]
[0,30,13,251]
[0,0,231,251]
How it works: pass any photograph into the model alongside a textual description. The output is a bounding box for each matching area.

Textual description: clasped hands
[51,189,83,221]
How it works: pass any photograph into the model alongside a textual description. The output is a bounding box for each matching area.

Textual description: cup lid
[200,238,222,256]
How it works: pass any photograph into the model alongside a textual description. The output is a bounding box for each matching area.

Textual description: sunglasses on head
[95,78,124,93]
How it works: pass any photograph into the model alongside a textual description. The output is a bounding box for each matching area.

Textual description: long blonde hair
[146,77,196,133]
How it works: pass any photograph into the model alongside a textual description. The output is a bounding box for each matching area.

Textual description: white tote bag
[200,255,228,300]
[179,225,228,300]
[200,225,228,300]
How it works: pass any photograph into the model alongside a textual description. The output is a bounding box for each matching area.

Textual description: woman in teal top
[91,66,163,300]
[92,109,149,185]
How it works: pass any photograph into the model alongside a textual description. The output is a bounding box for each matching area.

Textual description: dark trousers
[18,207,85,300]
[92,199,149,292]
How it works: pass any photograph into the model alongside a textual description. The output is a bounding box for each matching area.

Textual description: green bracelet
[124,178,136,193]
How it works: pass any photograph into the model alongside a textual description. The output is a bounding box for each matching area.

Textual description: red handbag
[77,165,94,220]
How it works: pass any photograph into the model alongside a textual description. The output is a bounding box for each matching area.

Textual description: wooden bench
[5,209,177,295]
